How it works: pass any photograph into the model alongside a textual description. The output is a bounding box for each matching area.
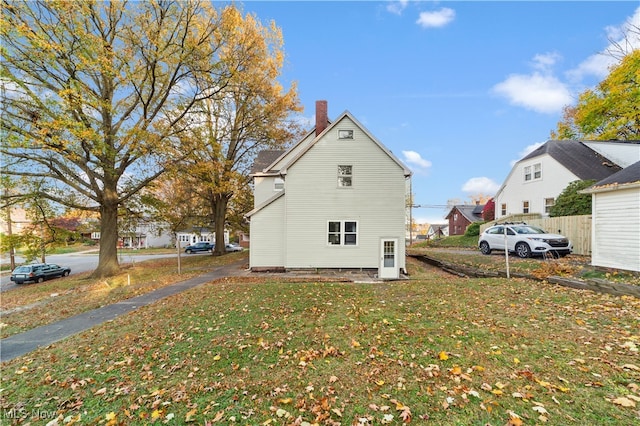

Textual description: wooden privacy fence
[480,214,592,256]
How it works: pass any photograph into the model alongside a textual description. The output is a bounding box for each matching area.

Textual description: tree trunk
[92,198,120,278]
[212,194,229,256]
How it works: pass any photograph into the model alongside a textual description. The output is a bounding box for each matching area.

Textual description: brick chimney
[315,100,328,136]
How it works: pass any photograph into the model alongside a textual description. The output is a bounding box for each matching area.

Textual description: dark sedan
[10,263,71,284]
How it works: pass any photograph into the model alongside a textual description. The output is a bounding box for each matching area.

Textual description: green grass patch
[414,234,479,249]
[0,252,248,338]
[2,257,639,425]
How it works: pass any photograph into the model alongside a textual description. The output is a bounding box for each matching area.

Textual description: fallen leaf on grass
[612,396,636,408]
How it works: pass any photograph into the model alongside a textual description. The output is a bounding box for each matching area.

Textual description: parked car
[184,242,214,254]
[10,263,71,284]
[225,243,243,252]
[478,223,572,258]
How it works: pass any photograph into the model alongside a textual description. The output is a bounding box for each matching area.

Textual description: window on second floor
[533,163,542,179]
[524,163,542,182]
[274,178,284,191]
[338,165,352,187]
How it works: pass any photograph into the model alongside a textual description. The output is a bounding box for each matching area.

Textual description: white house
[247,100,412,279]
[495,140,640,219]
[582,160,640,272]
[176,228,229,249]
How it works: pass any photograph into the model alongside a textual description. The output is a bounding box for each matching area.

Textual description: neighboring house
[446,204,484,235]
[494,140,640,220]
[120,221,173,249]
[582,160,640,272]
[427,223,449,240]
[176,227,229,249]
[247,100,412,279]
[0,207,30,236]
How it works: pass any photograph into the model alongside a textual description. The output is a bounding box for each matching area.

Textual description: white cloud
[568,7,640,81]
[510,141,546,167]
[492,71,573,114]
[402,150,432,173]
[416,7,455,28]
[387,0,408,16]
[462,177,500,196]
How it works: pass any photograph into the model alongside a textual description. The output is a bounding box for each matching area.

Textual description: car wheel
[515,242,531,258]
[479,241,491,255]
[63,270,70,277]
[36,277,44,283]
[186,249,192,254]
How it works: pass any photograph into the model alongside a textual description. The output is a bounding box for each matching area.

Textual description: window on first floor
[544,197,555,214]
[327,220,358,246]
[501,203,507,216]
[523,201,530,214]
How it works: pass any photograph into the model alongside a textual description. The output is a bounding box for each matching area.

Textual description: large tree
[176,6,302,255]
[0,0,243,277]
[551,49,640,141]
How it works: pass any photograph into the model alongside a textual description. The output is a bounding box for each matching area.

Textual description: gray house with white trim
[247,101,411,278]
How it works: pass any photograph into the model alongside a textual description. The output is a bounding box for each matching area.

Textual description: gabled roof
[278,110,411,177]
[250,149,287,174]
[521,140,622,180]
[583,160,640,193]
[446,204,485,222]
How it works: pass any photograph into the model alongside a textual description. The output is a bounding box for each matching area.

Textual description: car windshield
[512,225,547,235]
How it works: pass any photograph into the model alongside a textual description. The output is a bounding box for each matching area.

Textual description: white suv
[478,223,572,258]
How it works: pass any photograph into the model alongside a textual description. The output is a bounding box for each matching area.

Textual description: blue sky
[234,1,640,224]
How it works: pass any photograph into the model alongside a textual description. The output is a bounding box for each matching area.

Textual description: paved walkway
[0,261,249,363]
[1,261,382,363]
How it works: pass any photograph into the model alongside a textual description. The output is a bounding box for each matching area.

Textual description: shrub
[464,222,483,237]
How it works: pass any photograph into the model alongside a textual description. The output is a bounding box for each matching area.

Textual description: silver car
[478,223,572,258]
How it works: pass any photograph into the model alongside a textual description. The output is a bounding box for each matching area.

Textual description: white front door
[379,238,399,279]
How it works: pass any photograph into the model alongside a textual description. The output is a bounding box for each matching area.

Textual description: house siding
[282,116,406,270]
[591,188,640,272]
[253,176,282,206]
[249,196,285,268]
[496,155,580,219]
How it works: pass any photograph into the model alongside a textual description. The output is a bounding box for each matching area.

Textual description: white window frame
[274,177,284,191]
[544,197,555,214]
[524,165,532,181]
[327,220,358,246]
[338,129,354,140]
[533,163,542,179]
[338,165,353,187]
[501,203,507,216]
[523,200,530,214]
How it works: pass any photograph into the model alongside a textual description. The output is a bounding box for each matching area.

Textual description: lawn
[1,257,639,425]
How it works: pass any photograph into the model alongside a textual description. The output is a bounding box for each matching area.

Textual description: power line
[411,204,449,209]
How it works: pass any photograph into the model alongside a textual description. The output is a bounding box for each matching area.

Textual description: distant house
[247,100,411,279]
[176,227,229,249]
[427,223,448,240]
[582,160,640,272]
[494,140,639,219]
[446,204,484,236]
